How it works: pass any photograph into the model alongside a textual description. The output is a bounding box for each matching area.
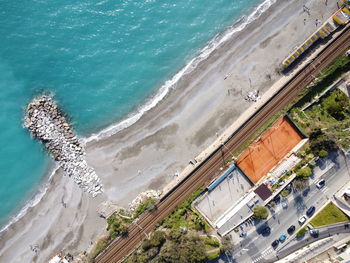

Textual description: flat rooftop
[194,166,252,225]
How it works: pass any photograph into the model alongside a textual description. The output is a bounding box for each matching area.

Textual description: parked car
[239,231,247,237]
[282,201,288,209]
[279,234,287,242]
[316,179,326,189]
[310,229,319,237]
[273,195,281,203]
[298,215,307,225]
[306,206,316,217]
[287,225,296,234]
[262,226,271,235]
[271,239,279,248]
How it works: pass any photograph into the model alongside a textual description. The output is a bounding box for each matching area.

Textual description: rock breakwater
[24,95,103,197]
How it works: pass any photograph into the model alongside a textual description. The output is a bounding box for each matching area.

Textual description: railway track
[96,25,350,263]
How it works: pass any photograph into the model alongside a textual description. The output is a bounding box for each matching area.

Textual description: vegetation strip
[310,202,350,228]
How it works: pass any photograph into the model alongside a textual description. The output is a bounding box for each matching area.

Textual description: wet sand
[0,0,340,262]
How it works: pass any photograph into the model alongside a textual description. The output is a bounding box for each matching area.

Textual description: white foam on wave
[0,164,59,234]
[83,0,277,144]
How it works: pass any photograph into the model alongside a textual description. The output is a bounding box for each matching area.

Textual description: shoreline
[84,0,276,144]
[0,0,275,233]
[0,0,341,262]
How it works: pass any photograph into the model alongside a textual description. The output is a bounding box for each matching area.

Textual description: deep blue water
[0,0,264,228]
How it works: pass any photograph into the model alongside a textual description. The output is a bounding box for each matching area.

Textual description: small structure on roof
[254,184,272,201]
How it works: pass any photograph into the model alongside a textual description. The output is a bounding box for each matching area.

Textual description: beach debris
[48,253,72,263]
[23,95,103,197]
[245,90,261,102]
[129,190,160,213]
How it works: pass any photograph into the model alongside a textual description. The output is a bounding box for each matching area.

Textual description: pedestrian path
[252,247,274,263]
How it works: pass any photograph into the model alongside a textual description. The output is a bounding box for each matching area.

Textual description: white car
[316,179,326,189]
[298,215,307,225]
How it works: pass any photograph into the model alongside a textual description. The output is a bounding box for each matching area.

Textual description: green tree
[323,89,349,120]
[309,128,337,156]
[296,167,312,180]
[107,214,128,239]
[281,190,290,198]
[318,149,328,158]
[253,206,269,220]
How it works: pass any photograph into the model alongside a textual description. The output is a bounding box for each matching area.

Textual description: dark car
[262,226,271,235]
[310,229,319,237]
[287,225,296,234]
[273,195,281,203]
[271,240,279,248]
[306,206,316,217]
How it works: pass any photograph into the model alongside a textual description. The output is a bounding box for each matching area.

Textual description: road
[222,152,350,263]
[96,25,350,263]
[276,222,350,261]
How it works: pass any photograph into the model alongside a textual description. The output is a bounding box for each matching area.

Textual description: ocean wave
[83,0,277,144]
[0,164,59,234]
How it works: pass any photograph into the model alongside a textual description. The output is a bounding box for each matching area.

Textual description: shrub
[253,206,269,220]
[269,201,276,208]
[158,234,208,263]
[133,198,157,218]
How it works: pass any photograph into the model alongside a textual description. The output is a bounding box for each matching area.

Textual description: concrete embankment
[24,95,103,197]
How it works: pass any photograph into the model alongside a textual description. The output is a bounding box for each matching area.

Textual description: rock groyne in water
[24,95,103,197]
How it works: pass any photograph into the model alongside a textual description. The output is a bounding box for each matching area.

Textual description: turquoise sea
[0,0,268,228]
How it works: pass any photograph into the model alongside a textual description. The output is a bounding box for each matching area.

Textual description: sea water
[0,0,269,228]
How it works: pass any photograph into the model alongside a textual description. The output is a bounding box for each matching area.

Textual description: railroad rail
[96,25,350,263]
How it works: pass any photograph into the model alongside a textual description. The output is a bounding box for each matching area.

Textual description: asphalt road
[221,152,350,263]
[276,222,350,260]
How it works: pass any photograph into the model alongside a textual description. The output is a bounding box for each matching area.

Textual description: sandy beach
[0,0,341,262]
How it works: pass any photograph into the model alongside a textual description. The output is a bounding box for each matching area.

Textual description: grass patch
[310,202,350,227]
[296,227,307,237]
[203,236,220,251]
[207,249,220,260]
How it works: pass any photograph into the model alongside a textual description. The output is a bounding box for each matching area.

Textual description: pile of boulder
[24,95,103,197]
